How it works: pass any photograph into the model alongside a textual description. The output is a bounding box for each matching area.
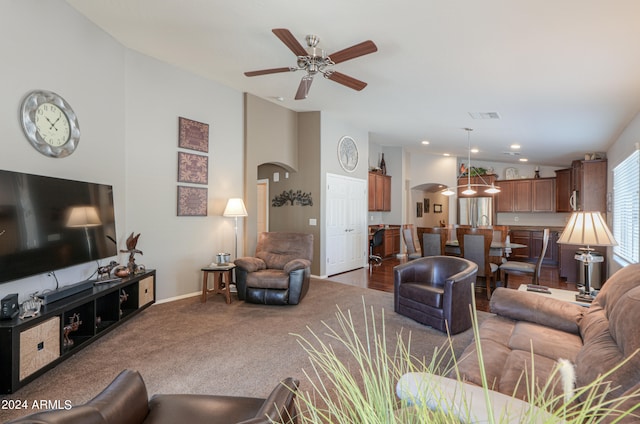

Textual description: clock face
[20,90,80,158]
[35,103,71,147]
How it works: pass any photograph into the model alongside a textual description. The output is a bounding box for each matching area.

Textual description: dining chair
[401,224,421,260]
[499,228,549,287]
[416,226,447,257]
[480,225,510,264]
[456,227,498,299]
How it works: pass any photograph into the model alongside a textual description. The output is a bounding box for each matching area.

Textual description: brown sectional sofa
[452,263,640,420]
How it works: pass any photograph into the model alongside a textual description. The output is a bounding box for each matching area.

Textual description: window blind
[613,149,639,264]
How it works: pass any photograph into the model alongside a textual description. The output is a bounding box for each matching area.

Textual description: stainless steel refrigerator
[458,197,493,227]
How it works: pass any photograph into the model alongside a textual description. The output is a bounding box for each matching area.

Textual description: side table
[201,264,236,304]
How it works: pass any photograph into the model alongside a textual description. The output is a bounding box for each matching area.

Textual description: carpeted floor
[1,278,490,422]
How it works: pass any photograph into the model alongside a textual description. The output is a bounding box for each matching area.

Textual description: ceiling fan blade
[328,40,377,64]
[244,67,294,77]
[326,71,367,91]
[295,76,313,100]
[272,28,308,57]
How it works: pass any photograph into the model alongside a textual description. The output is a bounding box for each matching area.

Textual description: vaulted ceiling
[66,0,640,166]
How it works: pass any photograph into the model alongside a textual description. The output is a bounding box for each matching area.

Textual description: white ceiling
[65,0,640,166]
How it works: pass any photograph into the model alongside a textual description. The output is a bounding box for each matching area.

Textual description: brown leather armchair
[234,232,313,305]
[7,369,299,424]
[394,256,478,334]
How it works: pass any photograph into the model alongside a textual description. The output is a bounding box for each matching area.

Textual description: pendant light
[442,128,500,196]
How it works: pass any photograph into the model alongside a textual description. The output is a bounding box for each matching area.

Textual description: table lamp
[557,211,617,302]
[223,198,248,260]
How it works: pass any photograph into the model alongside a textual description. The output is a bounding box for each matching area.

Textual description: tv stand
[0,270,155,394]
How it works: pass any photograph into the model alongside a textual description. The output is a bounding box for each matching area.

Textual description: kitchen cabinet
[555,159,607,212]
[496,178,555,213]
[532,178,555,212]
[368,172,391,211]
[508,229,558,265]
[370,226,400,258]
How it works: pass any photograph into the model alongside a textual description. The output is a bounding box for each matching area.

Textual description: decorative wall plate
[505,167,519,180]
[337,136,358,172]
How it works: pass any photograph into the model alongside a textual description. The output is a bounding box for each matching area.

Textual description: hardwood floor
[327,256,578,313]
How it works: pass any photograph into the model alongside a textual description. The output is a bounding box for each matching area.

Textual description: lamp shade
[66,206,102,227]
[223,198,248,217]
[557,211,617,247]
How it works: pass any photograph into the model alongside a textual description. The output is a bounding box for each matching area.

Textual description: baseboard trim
[154,291,200,305]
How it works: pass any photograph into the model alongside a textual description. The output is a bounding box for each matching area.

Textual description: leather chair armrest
[87,369,150,424]
[283,258,311,274]
[237,378,299,424]
[235,257,267,273]
[490,287,585,334]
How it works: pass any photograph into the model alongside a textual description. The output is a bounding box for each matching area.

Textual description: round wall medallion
[20,90,80,158]
[337,136,358,172]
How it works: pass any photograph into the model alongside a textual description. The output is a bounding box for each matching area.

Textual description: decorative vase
[380,153,387,175]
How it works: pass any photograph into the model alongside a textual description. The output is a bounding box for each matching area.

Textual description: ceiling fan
[244,28,377,100]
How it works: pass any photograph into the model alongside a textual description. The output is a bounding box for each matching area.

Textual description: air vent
[469,111,501,120]
[503,151,521,156]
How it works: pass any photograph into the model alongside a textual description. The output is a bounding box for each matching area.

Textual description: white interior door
[326,173,367,276]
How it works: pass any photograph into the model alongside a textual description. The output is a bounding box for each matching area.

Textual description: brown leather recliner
[394,255,478,334]
[7,370,299,424]
[234,232,313,305]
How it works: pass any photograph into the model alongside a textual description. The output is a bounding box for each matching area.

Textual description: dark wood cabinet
[0,271,156,394]
[368,172,391,211]
[370,226,400,258]
[555,159,607,212]
[532,178,555,212]
[496,178,555,213]
[555,168,572,212]
[509,229,558,265]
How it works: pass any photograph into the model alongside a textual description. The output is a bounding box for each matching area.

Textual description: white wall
[605,110,640,274]
[0,0,244,302]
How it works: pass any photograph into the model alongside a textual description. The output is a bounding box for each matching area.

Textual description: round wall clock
[20,90,80,158]
[337,136,358,172]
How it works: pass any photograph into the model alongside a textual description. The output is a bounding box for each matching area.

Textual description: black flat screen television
[0,170,117,284]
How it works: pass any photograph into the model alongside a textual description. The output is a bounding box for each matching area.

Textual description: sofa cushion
[246,269,290,289]
[255,232,313,269]
[508,321,583,363]
[489,288,584,335]
[499,350,565,401]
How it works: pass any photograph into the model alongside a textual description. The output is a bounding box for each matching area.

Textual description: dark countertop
[508,225,565,232]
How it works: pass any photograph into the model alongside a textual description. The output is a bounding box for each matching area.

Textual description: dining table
[444,240,527,259]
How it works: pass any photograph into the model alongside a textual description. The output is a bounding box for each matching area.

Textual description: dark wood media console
[0,270,156,394]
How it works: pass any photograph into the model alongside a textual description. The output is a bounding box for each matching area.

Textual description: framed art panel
[434,204,443,213]
[416,202,423,217]
[177,186,208,216]
[178,117,209,153]
[178,151,208,184]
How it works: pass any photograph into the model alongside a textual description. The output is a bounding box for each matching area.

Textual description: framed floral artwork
[178,152,208,184]
[177,186,208,216]
[178,117,209,153]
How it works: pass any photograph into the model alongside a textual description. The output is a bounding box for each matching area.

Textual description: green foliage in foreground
[289,296,640,424]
